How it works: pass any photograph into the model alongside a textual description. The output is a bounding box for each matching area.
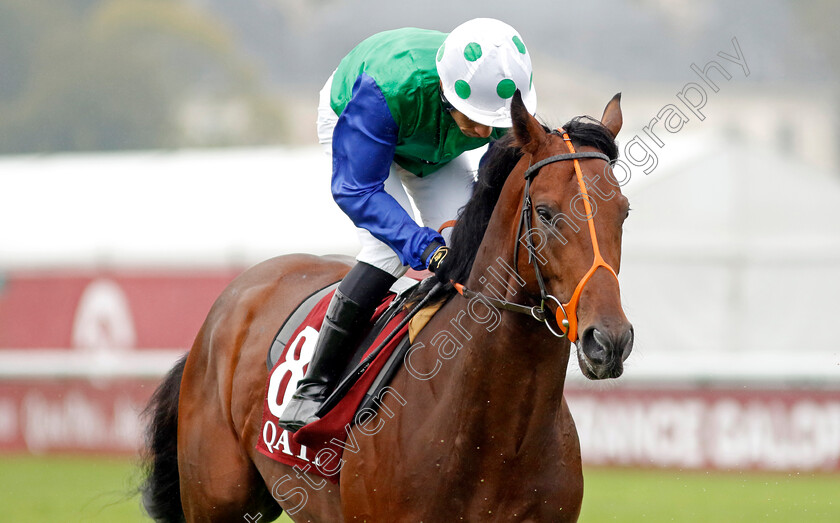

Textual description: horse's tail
[140,353,188,522]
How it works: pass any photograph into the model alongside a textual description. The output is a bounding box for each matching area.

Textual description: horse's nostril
[582,327,608,364]
[593,329,612,350]
[621,327,635,361]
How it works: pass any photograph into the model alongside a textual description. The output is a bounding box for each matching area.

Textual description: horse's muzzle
[576,323,634,379]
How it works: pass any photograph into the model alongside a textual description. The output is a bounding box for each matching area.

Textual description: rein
[455,130,618,342]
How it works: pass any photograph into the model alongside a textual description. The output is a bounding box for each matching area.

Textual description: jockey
[278,18,537,432]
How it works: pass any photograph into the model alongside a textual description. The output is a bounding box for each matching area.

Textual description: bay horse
[141,91,632,522]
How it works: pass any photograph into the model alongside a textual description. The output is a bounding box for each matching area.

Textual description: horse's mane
[408,116,618,306]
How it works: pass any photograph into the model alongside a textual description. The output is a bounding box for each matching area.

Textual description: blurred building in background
[1,0,838,471]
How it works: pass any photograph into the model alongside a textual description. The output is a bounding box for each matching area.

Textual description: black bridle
[454,129,612,337]
[513,146,610,336]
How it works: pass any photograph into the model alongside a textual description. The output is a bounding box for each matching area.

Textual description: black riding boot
[277,262,396,432]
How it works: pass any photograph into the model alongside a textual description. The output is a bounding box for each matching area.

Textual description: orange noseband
[553,131,619,342]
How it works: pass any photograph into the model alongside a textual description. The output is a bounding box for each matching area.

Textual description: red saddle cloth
[255,290,410,482]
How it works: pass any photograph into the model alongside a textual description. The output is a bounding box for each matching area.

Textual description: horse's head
[511,92,633,379]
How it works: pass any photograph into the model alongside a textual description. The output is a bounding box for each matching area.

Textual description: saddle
[256,274,438,480]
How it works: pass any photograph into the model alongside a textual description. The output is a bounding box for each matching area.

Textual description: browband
[523,152,611,180]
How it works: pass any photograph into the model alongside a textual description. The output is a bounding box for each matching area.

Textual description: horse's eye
[536,206,553,222]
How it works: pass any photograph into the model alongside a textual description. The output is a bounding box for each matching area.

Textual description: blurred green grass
[0,455,294,522]
[0,455,146,522]
[0,455,837,521]
[579,467,839,522]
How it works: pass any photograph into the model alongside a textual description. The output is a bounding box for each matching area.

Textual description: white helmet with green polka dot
[437,18,537,128]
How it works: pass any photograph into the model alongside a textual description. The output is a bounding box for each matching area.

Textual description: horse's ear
[511,89,545,155]
[600,92,623,138]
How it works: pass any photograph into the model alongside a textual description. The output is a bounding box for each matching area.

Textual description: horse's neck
[418,292,572,477]
[452,310,570,407]
[435,170,573,446]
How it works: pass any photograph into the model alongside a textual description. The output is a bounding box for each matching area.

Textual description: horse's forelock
[560,116,619,161]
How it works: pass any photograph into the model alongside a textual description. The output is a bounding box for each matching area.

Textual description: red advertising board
[567,387,840,472]
[0,378,154,454]
[0,269,242,454]
[0,269,240,351]
[1,377,838,472]
[1,270,838,472]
